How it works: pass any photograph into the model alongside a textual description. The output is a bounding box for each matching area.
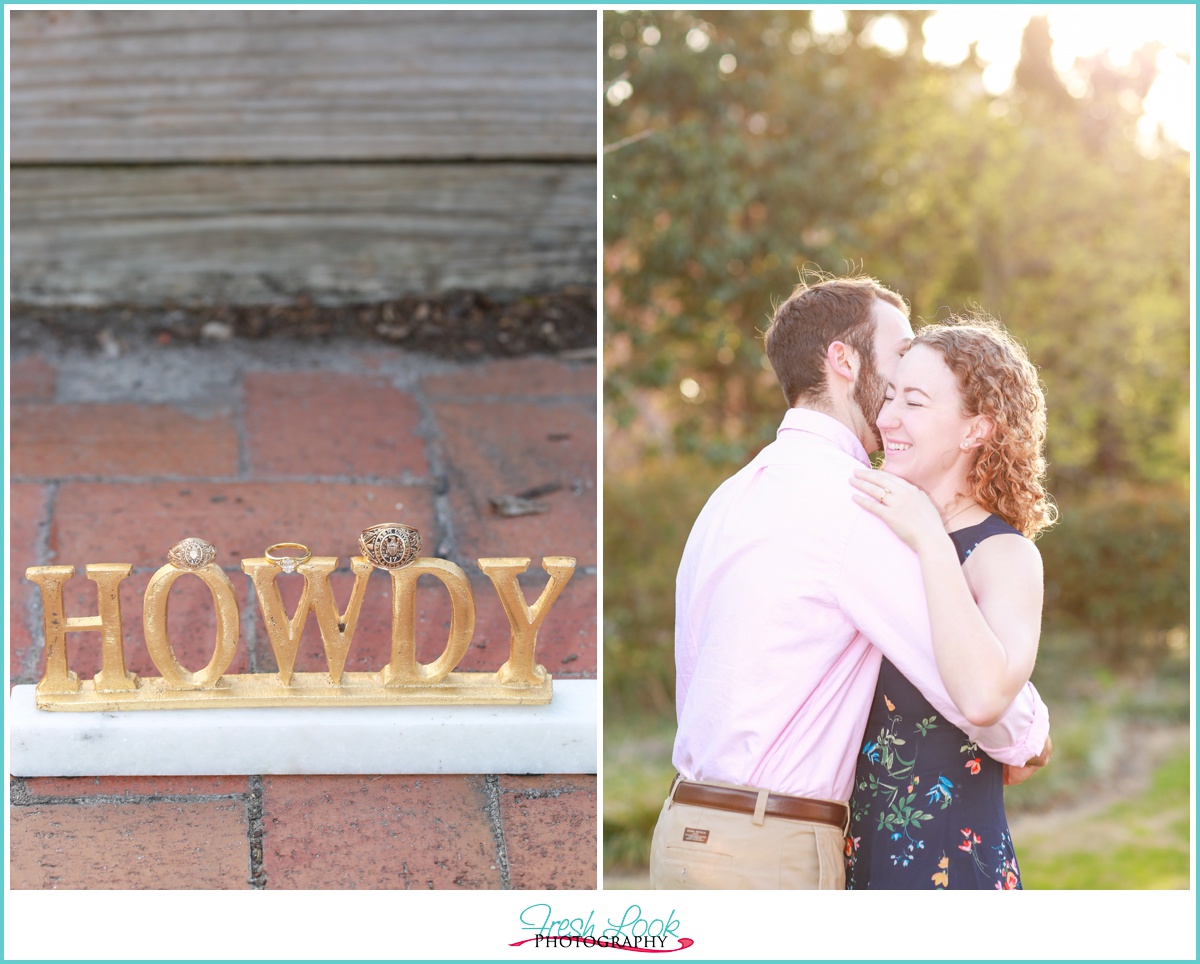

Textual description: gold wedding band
[168,537,216,571]
[879,488,890,504]
[265,542,312,573]
[358,523,422,571]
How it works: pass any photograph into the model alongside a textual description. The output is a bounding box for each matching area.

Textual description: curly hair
[912,316,1058,538]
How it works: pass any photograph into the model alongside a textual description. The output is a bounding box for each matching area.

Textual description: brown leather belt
[672,779,848,830]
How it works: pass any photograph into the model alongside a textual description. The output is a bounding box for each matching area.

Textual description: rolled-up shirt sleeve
[835,506,1050,767]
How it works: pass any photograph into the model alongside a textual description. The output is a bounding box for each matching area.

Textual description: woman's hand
[849,468,946,553]
[1003,734,1053,786]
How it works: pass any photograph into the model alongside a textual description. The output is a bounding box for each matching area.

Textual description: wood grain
[11,163,596,305]
[11,9,597,162]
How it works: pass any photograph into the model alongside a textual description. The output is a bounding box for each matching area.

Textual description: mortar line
[419,392,597,406]
[11,788,252,807]
[232,365,259,674]
[509,785,580,800]
[246,774,267,889]
[241,579,262,675]
[484,774,512,890]
[11,472,434,486]
[409,378,459,563]
[233,354,252,480]
[20,482,59,683]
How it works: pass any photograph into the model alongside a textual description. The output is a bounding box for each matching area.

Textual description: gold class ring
[265,542,312,573]
[168,537,217,571]
[358,523,422,571]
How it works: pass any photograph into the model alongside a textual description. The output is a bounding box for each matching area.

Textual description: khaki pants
[648,781,847,890]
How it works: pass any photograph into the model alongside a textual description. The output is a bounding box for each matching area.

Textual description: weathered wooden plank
[10,163,597,305]
[11,10,597,162]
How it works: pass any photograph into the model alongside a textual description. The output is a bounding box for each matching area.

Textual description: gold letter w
[241,556,370,685]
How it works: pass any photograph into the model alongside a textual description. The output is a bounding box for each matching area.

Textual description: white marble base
[8,680,596,776]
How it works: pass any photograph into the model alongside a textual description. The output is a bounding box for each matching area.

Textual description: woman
[844,316,1056,890]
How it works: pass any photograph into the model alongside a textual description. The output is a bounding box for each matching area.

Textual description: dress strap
[948,514,1023,565]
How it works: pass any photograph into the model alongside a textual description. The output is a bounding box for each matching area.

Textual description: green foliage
[1015,746,1190,889]
[603,456,735,717]
[603,8,1190,716]
[1023,842,1189,890]
[604,679,1192,885]
[603,714,676,874]
[604,9,1190,489]
[1005,655,1189,814]
[603,13,1191,885]
[1040,488,1189,668]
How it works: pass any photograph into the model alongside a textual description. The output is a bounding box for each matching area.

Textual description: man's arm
[836,507,1049,767]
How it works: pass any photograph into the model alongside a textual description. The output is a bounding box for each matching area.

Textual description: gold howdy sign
[26,553,575,712]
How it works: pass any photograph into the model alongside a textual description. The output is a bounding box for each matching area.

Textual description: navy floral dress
[845,515,1024,890]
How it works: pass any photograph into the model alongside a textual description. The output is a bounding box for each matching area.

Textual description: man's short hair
[764,272,908,407]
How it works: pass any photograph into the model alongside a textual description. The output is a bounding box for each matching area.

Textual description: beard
[853,359,888,454]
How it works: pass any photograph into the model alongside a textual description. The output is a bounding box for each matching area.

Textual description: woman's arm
[836,494,1049,766]
[850,468,1043,726]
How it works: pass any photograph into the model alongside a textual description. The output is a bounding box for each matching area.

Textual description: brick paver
[499,775,598,890]
[434,400,597,565]
[11,354,57,400]
[10,799,252,889]
[12,403,239,478]
[425,357,597,398]
[22,775,250,798]
[245,372,429,478]
[260,774,502,889]
[49,480,438,568]
[10,339,596,890]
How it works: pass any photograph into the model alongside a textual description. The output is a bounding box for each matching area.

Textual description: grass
[603,651,1193,889]
[603,714,676,873]
[1004,644,1190,815]
[1015,745,1191,889]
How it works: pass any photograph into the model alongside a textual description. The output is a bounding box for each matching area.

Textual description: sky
[813,4,1196,152]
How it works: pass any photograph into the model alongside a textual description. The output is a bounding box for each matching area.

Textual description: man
[649,274,1050,889]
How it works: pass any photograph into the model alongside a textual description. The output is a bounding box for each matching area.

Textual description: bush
[603,456,737,717]
[1039,486,1189,670]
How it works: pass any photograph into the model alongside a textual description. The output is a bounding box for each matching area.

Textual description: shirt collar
[777,407,871,465]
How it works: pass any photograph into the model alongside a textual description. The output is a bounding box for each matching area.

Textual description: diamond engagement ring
[358,523,422,571]
[168,537,217,571]
[265,542,312,573]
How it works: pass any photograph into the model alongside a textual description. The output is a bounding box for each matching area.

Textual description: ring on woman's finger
[878,488,890,504]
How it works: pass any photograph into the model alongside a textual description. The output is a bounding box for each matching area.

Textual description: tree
[603,10,1191,708]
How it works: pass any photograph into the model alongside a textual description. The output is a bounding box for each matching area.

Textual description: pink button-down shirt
[673,408,1050,803]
